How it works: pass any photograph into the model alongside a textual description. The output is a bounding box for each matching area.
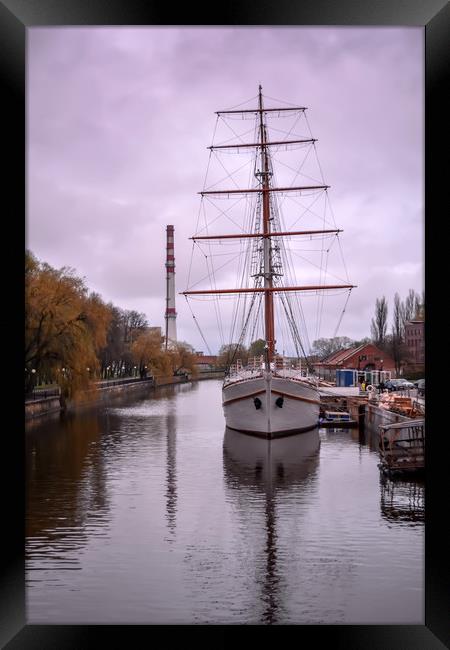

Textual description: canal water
[26,379,424,625]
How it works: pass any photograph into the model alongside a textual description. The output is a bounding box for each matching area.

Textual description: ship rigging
[182,86,356,438]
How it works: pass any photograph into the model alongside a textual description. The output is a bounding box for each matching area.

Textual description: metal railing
[379,419,425,473]
[25,387,61,402]
[95,376,155,389]
[25,376,156,401]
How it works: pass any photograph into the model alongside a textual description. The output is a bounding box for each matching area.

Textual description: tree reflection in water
[26,410,111,572]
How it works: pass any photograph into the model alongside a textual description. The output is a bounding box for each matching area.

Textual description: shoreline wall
[25,371,224,420]
[25,396,62,420]
[365,402,412,432]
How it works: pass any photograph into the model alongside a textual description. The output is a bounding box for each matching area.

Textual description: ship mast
[182,87,357,364]
[258,85,275,364]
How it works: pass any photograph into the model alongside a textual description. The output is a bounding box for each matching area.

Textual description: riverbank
[25,371,225,420]
[25,378,424,625]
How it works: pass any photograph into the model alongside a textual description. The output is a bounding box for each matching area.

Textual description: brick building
[404,319,425,372]
[194,351,218,371]
[314,342,395,382]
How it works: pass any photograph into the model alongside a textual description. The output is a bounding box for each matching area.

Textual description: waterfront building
[314,342,395,383]
[404,319,425,373]
[194,351,218,371]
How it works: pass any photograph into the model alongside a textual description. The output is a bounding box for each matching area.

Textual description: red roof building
[314,342,396,382]
[193,351,218,370]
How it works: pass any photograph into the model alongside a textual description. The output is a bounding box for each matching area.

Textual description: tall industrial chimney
[165,225,177,349]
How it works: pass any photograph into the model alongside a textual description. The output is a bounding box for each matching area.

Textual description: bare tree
[391,293,404,375]
[370,296,388,346]
[311,336,354,359]
[123,309,148,345]
[414,290,425,319]
[402,289,418,330]
[218,343,248,369]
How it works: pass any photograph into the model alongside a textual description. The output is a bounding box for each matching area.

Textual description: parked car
[416,378,425,397]
[413,378,424,388]
[384,379,414,392]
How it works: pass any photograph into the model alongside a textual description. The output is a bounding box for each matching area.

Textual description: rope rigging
[184,296,213,357]
[183,91,353,367]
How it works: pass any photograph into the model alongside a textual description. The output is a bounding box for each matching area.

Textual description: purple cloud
[28,27,423,351]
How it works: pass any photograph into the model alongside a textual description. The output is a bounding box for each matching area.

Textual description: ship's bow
[222,373,319,438]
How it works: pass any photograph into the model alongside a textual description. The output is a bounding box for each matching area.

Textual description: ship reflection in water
[26,380,424,625]
[223,427,320,624]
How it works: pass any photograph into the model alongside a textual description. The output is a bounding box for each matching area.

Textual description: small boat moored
[319,410,357,428]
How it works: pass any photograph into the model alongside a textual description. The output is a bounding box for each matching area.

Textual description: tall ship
[183,86,355,438]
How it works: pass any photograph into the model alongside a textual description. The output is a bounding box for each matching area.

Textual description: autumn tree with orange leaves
[166,341,198,377]
[26,251,201,400]
[131,329,170,377]
[131,334,197,379]
[25,251,112,398]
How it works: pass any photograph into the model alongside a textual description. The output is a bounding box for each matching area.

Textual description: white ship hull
[222,372,320,439]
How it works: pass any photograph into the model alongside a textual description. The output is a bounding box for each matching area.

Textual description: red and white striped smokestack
[165,225,177,348]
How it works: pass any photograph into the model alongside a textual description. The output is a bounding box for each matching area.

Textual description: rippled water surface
[26,380,424,624]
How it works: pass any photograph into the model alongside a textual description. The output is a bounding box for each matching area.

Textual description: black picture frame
[3,1,448,647]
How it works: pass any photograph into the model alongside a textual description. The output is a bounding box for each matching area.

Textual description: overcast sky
[28,27,423,354]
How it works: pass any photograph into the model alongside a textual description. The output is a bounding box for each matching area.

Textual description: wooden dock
[319,392,367,428]
[378,419,425,476]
